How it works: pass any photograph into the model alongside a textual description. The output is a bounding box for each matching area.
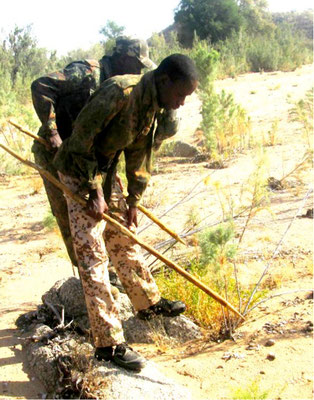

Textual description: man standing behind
[31,37,177,268]
[54,54,198,371]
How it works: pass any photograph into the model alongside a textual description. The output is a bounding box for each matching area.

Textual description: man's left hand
[127,206,138,230]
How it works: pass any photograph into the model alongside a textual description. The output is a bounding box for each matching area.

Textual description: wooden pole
[0,143,245,320]
[8,119,186,246]
[8,120,47,146]
[137,205,185,245]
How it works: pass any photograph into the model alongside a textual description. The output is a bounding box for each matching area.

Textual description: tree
[60,43,104,66]
[272,10,313,40]
[238,0,275,36]
[7,25,38,87]
[99,20,125,41]
[174,0,243,47]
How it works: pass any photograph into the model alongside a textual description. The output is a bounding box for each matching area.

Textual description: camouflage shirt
[31,57,113,140]
[54,71,178,206]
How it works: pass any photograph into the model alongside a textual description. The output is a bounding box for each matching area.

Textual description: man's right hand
[46,130,62,152]
[86,187,108,221]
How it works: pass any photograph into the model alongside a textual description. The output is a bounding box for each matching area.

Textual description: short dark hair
[155,54,198,83]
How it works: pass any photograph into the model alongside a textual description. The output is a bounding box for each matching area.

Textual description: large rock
[24,324,59,393]
[19,278,202,395]
[41,277,203,344]
[93,361,191,400]
[42,276,87,318]
[172,141,200,157]
[23,328,192,398]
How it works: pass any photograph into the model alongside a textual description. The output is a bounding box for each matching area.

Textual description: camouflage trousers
[58,173,161,347]
[32,140,78,266]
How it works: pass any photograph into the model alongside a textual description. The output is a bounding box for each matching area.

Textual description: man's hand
[47,130,62,152]
[86,187,108,221]
[127,206,138,230]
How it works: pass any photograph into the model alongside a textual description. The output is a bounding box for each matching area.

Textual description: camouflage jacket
[54,71,178,206]
[31,57,113,140]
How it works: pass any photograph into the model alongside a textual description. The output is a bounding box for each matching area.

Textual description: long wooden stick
[136,205,185,245]
[8,119,186,246]
[8,120,47,146]
[0,143,244,320]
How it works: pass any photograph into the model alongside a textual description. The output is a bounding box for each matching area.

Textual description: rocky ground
[0,64,313,399]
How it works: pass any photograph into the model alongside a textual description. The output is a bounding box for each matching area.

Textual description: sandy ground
[0,64,313,399]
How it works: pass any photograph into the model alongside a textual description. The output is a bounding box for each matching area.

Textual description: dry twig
[242,187,313,316]
[245,288,314,313]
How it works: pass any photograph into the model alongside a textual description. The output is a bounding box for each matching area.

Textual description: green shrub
[156,224,240,330]
[149,33,219,90]
[247,35,280,72]
[199,224,236,269]
[200,86,251,159]
[231,379,270,399]
[215,23,313,76]
[149,32,182,65]
[189,37,220,89]
[215,28,250,78]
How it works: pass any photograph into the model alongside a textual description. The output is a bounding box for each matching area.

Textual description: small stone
[260,371,265,374]
[265,339,276,347]
[266,353,276,361]
[217,365,223,369]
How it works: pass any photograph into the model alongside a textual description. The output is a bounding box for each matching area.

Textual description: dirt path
[0,65,313,399]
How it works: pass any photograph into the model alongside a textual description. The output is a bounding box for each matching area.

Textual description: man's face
[157,77,198,110]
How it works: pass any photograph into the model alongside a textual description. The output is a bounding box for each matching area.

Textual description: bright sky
[0,0,312,56]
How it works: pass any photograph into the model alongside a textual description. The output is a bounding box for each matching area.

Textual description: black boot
[95,346,114,361]
[113,343,146,371]
[137,297,186,320]
[95,344,146,372]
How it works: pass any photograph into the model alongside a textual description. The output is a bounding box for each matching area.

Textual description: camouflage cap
[113,36,156,70]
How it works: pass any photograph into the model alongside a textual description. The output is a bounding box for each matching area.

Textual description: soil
[0,64,313,399]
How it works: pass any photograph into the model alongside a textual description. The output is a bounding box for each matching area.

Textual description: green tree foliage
[200,63,251,160]
[238,0,275,36]
[99,20,125,41]
[199,224,236,270]
[189,37,219,89]
[1,25,60,93]
[5,25,40,87]
[174,0,243,46]
[59,43,104,66]
[272,10,313,40]
[0,25,60,130]
[148,32,182,64]
[99,20,126,55]
[149,33,219,89]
